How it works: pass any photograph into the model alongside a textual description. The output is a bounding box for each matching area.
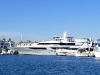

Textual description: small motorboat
[75,48,89,57]
[56,48,76,56]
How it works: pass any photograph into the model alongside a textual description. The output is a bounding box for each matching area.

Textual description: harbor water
[0,55,100,75]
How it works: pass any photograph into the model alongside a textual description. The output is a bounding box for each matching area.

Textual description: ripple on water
[0,55,100,75]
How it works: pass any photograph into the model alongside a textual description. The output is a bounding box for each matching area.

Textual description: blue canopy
[81,38,90,42]
[98,44,100,47]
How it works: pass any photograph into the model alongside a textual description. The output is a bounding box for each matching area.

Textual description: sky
[0,0,100,42]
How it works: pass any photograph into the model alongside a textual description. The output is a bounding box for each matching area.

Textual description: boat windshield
[78,49,86,52]
[75,43,83,46]
[81,38,90,42]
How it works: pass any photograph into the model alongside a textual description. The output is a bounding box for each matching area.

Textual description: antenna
[55,33,56,37]
[63,30,67,37]
[20,35,22,42]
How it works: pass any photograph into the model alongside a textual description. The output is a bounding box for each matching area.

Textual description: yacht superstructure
[8,31,94,55]
[0,38,15,54]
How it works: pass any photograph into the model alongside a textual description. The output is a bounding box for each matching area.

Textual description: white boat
[0,38,15,54]
[93,39,100,57]
[56,48,76,56]
[8,31,94,55]
[55,41,93,56]
[94,47,100,57]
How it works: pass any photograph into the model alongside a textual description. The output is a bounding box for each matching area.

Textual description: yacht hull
[9,47,56,55]
[94,52,100,57]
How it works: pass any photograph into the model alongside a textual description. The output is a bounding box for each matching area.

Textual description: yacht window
[86,48,89,50]
[29,47,46,49]
[90,48,93,51]
[1,46,3,48]
[1,43,3,45]
[4,46,7,48]
[59,43,75,45]
[75,43,83,46]
[70,48,78,50]
[78,49,86,52]
[51,47,69,49]
[11,44,13,46]
[38,43,59,45]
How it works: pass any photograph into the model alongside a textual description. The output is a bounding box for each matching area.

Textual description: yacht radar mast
[20,35,22,42]
[63,30,68,38]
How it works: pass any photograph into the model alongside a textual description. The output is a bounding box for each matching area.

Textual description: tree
[2,38,6,41]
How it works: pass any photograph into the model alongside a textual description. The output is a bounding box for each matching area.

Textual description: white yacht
[8,31,94,55]
[94,39,100,57]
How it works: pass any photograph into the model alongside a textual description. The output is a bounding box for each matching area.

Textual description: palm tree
[2,38,6,41]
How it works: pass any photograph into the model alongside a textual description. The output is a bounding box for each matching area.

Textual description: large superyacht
[8,31,94,55]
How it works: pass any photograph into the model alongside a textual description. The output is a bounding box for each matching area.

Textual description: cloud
[0,31,21,36]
